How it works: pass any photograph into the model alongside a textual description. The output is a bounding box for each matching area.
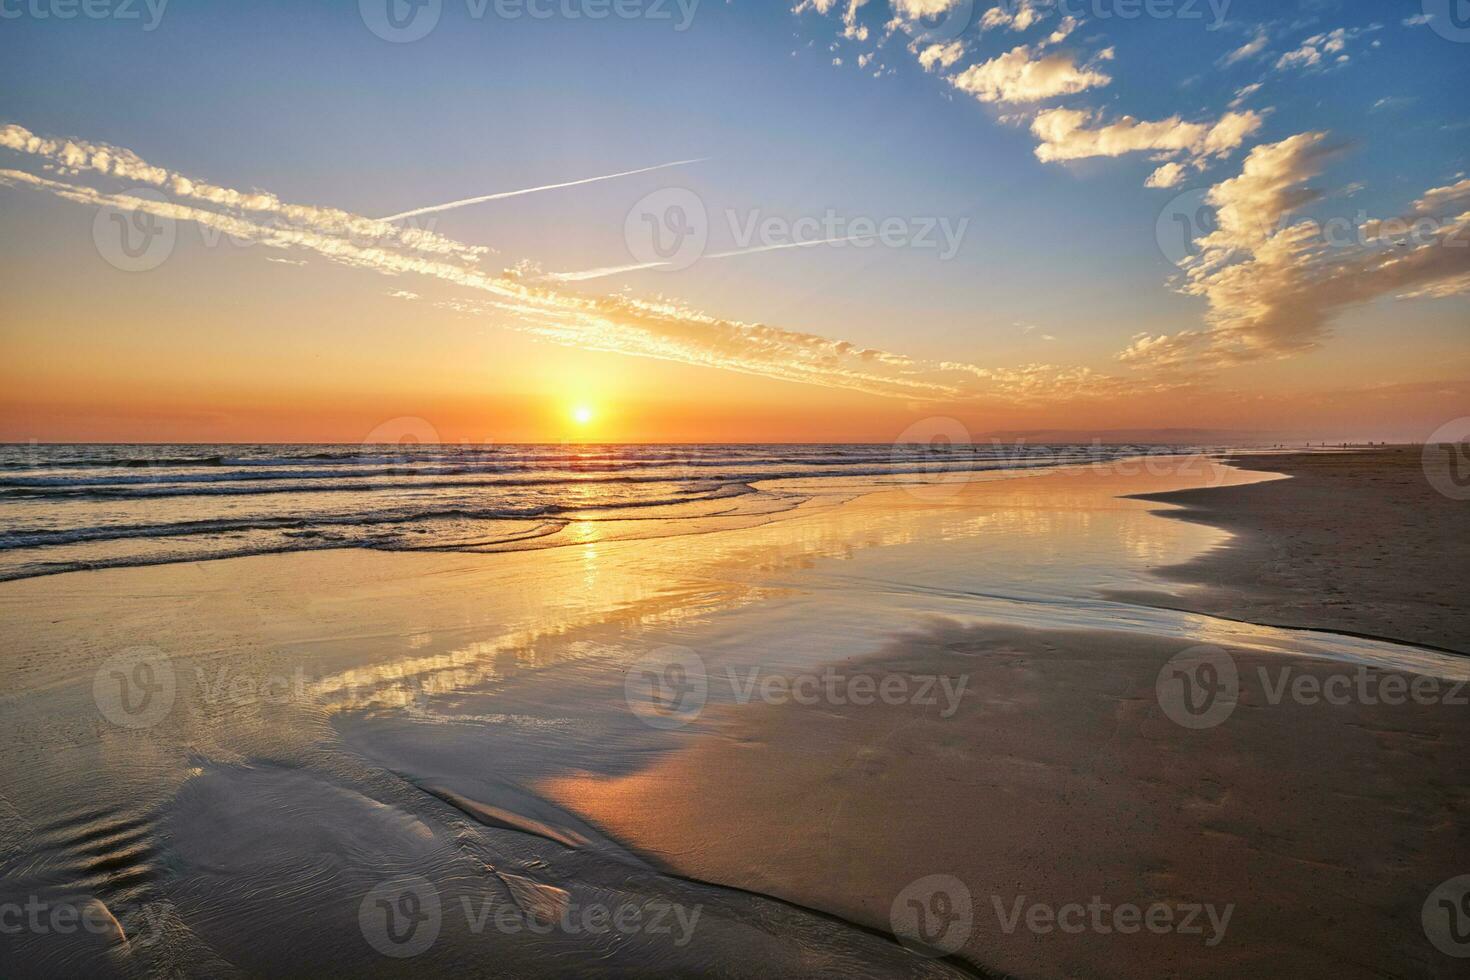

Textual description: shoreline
[3,453,1466,976]
[1118,447,1469,655]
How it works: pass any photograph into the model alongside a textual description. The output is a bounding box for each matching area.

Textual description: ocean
[0,442,1160,581]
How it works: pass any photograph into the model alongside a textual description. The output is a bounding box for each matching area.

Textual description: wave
[0,443,1180,582]
[0,454,1129,501]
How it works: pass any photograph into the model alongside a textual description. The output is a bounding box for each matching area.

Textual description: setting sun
[571,405,595,426]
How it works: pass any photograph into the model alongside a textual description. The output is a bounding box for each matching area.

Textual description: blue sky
[1,0,1467,440]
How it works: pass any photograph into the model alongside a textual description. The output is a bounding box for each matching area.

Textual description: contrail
[380,158,708,221]
[544,234,877,282]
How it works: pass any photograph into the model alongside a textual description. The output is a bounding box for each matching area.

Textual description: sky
[0,0,1466,443]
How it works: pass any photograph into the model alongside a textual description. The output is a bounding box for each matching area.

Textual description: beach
[1,450,1466,977]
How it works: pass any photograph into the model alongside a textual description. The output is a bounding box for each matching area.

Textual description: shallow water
[0,442,1159,581]
[0,456,1462,976]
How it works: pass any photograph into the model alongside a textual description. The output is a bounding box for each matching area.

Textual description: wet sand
[544,621,1470,978]
[1,453,1466,977]
[1119,447,1470,654]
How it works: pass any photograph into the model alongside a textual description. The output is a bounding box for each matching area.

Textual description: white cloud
[1046,14,1080,44]
[1145,162,1187,189]
[0,122,488,263]
[1122,134,1470,370]
[1410,177,1470,215]
[948,45,1111,104]
[1030,108,1262,171]
[1229,82,1263,109]
[1402,13,1432,27]
[916,39,965,71]
[979,0,1042,32]
[1221,27,1269,66]
[1275,24,1382,72]
[1,121,1139,404]
[1369,95,1415,113]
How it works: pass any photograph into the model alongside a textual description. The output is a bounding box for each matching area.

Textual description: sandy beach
[9,3,1468,973]
[1,452,1466,977]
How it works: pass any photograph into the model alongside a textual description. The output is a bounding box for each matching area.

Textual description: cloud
[1408,177,1470,216]
[1274,24,1382,72]
[1145,162,1187,189]
[979,0,1043,32]
[1196,131,1340,250]
[1046,15,1080,44]
[1121,134,1470,370]
[1229,82,1263,109]
[4,122,1139,404]
[1220,27,1270,66]
[948,44,1112,104]
[1402,13,1432,27]
[916,39,965,71]
[1370,95,1415,113]
[0,122,487,263]
[1030,108,1263,172]
[378,158,708,221]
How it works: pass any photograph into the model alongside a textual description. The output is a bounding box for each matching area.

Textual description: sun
[571,405,595,426]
